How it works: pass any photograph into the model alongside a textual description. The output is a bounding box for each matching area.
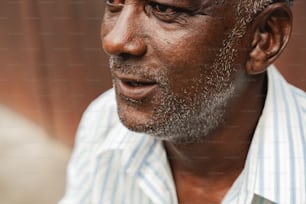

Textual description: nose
[102,6,147,57]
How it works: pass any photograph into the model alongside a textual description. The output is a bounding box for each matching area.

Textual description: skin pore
[102,0,292,203]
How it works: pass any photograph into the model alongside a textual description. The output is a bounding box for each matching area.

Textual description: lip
[114,72,158,101]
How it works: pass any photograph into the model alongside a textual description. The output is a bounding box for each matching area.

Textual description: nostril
[119,53,133,59]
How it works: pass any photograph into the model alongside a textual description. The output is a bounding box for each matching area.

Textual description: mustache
[109,57,168,83]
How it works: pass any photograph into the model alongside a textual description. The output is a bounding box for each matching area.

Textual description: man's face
[101,0,249,143]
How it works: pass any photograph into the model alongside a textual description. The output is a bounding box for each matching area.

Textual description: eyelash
[105,0,189,23]
[146,1,185,22]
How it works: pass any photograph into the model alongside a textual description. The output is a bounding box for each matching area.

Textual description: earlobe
[246,3,292,75]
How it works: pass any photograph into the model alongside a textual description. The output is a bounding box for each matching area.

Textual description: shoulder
[89,88,116,111]
[60,89,129,204]
[74,89,118,142]
[74,88,136,152]
[81,88,117,124]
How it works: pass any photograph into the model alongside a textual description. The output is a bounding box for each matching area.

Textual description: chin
[117,101,155,131]
[119,114,154,135]
[115,89,165,132]
[116,103,172,139]
[117,103,218,144]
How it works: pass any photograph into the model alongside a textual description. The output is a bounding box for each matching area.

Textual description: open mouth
[122,79,157,87]
[115,76,158,101]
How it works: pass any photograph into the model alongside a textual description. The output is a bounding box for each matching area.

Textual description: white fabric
[60,66,306,204]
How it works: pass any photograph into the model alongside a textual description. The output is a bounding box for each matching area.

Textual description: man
[60,0,306,203]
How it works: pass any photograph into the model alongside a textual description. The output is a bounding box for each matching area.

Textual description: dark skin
[101,0,292,203]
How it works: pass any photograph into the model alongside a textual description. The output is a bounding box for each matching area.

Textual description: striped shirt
[59,66,306,204]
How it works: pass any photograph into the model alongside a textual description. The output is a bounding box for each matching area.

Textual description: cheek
[151,31,228,96]
[152,23,226,70]
[155,34,224,84]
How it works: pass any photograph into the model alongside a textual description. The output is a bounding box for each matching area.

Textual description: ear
[246,3,292,75]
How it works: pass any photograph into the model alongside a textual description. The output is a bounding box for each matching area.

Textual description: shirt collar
[237,65,306,203]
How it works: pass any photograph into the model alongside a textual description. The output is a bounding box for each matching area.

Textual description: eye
[147,2,184,22]
[150,2,178,15]
[106,0,124,5]
[106,0,124,12]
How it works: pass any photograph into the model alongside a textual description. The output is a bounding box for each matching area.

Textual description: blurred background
[0,0,305,204]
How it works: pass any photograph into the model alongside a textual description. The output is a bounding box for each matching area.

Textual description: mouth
[114,72,158,101]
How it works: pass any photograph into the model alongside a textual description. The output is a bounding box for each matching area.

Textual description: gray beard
[145,80,236,144]
[111,56,241,144]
